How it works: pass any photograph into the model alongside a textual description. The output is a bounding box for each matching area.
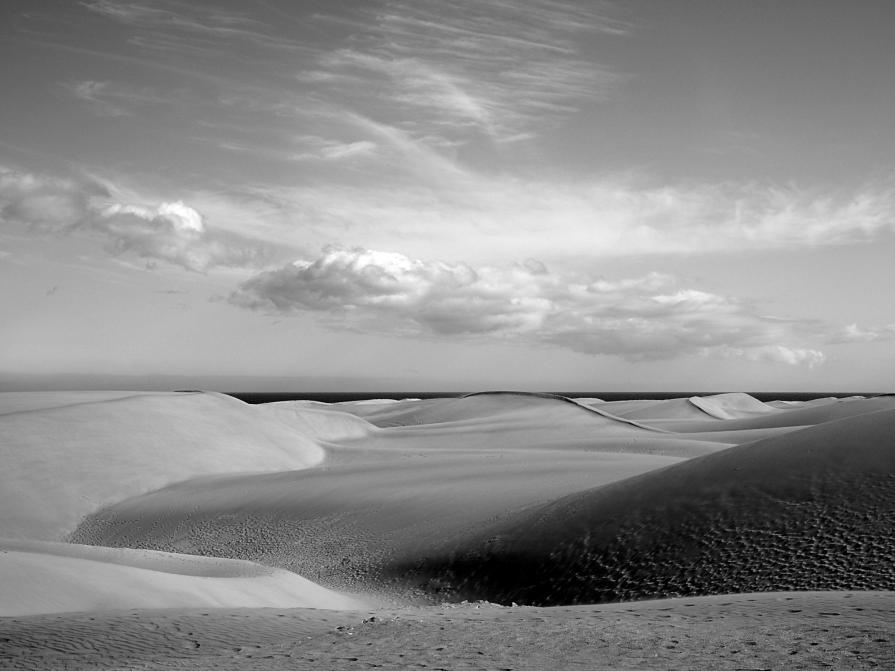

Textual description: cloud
[61,80,174,117]
[290,137,379,162]
[0,166,107,228]
[83,0,305,52]
[0,166,271,272]
[92,200,270,272]
[241,176,895,264]
[297,0,625,145]
[230,246,833,364]
[716,345,826,368]
[829,322,895,344]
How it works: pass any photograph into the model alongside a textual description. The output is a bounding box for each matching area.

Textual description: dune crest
[397,407,895,605]
[688,392,778,419]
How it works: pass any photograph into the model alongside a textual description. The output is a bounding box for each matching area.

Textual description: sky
[2,0,895,392]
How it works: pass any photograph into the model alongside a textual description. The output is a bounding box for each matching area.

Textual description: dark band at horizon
[227,391,888,404]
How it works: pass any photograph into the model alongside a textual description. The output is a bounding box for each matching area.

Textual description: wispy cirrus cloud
[229,246,832,365]
[61,80,174,117]
[299,0,626,146]
[83,0,306,52]
[0,166,272,272]
[51,0,627,182]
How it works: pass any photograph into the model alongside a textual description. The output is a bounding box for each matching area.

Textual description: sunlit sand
[1,390,893,669]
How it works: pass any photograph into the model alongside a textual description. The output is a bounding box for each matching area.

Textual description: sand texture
[2,592,892,670]
[2,390,894,669]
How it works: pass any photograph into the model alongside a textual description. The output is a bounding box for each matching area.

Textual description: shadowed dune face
[395,408,895,605]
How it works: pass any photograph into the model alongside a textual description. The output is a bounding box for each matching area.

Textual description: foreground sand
[1,389,893,668]
[3,592,892,670]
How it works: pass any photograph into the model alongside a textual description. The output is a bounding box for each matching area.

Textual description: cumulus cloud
[0,166,270,272]
[0,166,107,228]
[230,246,833,365]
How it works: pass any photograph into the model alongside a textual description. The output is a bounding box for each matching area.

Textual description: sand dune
[335,392,724,457]
[2,388,893,668]
[592,396,720,421]
[399,407,895,605]
[0,538,364,616]
[339,391,667,431]
[687,392,780,419]
[0,391,334,541]
[71,393,712,602]
[634,393,895,432]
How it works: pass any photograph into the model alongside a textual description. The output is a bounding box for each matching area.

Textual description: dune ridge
[340,390,674,433]
[394,407,895,605]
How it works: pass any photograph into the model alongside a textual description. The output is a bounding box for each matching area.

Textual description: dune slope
[396,408,895,605]
[68,393,735,602]
[0,391,328,540]
[0,538,364,616]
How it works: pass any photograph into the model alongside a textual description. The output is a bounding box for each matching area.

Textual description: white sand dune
[72,393,717,601]
[0,538,363,616]
[0,391,329,540]
[336,392,725,457]
[257,400,376,442]
[766,395,863,410]
[0,390,155,415]
[403,406,895,604]
[636,393,895,432]
[687,392,780,419]
[592,396,721,421]
[70,448,681,601]
[3,388,893,668]
[339,391,665,430]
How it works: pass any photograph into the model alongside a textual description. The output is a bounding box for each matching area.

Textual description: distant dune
[1,389,893,669]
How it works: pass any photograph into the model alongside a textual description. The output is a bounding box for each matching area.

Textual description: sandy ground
[2,390,894,668]
[2,592,892,670]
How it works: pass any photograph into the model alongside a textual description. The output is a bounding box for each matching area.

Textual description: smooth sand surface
[0,391,326,540]
[0,538,364,616]
[2,389,893,669]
